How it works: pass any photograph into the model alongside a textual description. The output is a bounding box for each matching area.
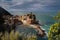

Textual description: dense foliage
[48,12,60,40]
[48,23,60,40]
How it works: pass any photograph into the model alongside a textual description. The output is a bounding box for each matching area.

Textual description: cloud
[0,0,60,12]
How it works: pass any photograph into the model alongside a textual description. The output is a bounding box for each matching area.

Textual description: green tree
[48,12,60,40]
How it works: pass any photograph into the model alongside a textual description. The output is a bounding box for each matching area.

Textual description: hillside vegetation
[48,12,60,40]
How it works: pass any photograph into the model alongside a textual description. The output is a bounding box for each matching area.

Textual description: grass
[0,30,37,40]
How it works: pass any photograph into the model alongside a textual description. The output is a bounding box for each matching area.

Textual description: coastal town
[0,5,60,40]
[0,0,60,40]
[3,12,46,37]
[0,7,46,37]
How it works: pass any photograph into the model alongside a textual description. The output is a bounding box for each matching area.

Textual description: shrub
[48,12,60,40]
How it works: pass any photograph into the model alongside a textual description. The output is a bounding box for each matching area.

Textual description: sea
[14,12,57,40]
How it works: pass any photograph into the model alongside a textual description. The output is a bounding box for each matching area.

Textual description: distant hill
[0,7,14,33]
[0,7,12,24]
[0,7,12,17]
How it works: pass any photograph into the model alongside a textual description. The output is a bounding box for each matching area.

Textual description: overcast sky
[0,0,60,14]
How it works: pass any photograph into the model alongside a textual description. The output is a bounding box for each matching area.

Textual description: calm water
[15,13,56,40]
[16,25,48,40]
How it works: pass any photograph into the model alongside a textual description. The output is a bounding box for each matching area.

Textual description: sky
[0,0,59,32]
[0,0,60,15]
